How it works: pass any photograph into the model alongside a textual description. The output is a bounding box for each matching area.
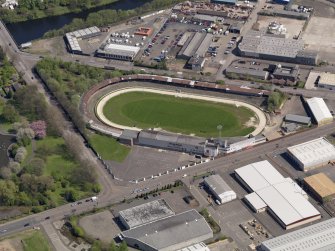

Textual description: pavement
[0,11,335,250]
[96,87,267,136]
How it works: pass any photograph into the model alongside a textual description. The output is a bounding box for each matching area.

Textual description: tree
[16,127,35,146]
[0,167,12,180]
[90,240,102,251]
[14,147,27,163]
[0,180,18,206]
[25,158,45,176]
[63,189,78,202]
[8,161,21,174]
[30,120,47,139]
[2,104,19,123]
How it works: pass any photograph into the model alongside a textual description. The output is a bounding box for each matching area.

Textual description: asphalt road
[0,16,335,248]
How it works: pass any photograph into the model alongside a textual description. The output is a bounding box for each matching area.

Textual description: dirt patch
[79,211,121,244]
[26,37,66,56]
[0,240,18,251]
[244,116,257,128]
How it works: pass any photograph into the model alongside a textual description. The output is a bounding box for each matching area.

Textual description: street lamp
[217,124,223,139]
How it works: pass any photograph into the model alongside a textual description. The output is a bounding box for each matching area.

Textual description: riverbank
[1,0,120,24]
[43,0,183,38]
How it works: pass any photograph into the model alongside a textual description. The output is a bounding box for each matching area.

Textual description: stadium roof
[304,173,335,199]
[119,199,174,229]
[235,160,320,228]
[204,175,234,196]
[287,137,335,169]
[122,209,213,251]
[306,97,333,124]
[260,218,335,251]
[319,72,335,87]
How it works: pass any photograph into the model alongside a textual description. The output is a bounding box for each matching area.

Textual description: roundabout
[95,87,267,137]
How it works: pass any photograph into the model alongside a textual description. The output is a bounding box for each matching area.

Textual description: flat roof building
[235,160,320,229]
[96,44,140,61]
[225,67,269,80]
[304,173,335,203]
[244,192,267,213]
[238,30,318,65]
[318,72,335,90]
[272,64,300,82]
[284,114,311,125]
[177,242,210,251]
[118,199,174,229]
[259,218,335,251]
[287,137,335,171]
[121,209,213,251]
[306,97,333,125]
[204,175,236,204]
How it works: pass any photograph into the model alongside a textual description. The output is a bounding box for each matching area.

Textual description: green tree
[90,240,102,251]
[2,104,19,123]
[0,180,18,206]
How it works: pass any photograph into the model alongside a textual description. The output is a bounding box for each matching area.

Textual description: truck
[91,196,98,202]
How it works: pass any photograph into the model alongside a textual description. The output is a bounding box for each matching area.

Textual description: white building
[287,137,335,171]
[260,218,335,251]
[306,97,333,125]
[204,175,236,204]
[177,242,210,251]
[318,72,335,90]
[96,43,140,61]
[244,192,267,213]
[1,0,18,9]
[235,160,321,230]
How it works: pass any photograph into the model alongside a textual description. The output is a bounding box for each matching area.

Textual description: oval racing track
[95,87,267,136]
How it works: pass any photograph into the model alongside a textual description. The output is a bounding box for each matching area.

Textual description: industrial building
[235,160,321,229]
[306,97,333,125]
[121,209,213,251]
[178,33,212,60]
[284,114,311,125]
[238,30,318,65]
[225,67,269,80]
[318,72,335,90]
[244,192,267,213]
[95,44,140,61]
[177,243,210,251]
[223,136,266,154]
[271,64,300,82]
[287,137,335,171]
[138,130,218,157]
[187,55,206,71]
[259,218,335,251]
[204,175,236,204]
[118,199,175,229]
[65,26,101,54]
[304,173,335,203]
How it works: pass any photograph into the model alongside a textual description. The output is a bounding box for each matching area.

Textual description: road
[0,15,335,249]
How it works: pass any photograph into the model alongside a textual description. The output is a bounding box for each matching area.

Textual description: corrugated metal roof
[287,137,335,169]
[122,209,213,250]
[284,114,311,124]
[306,97,333,124]
[261,218,335,251]
[204,175,235,197]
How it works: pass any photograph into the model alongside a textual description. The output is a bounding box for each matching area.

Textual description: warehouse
[318,72,335,90]
[238,30,318,65]
[235,160,320,229]
[178,33,206,60]
[244,193,267,213]
[225,67,269,80]
[95,44,140,61]
[284,114,311,125]
[287,137,335,171]
[177,242,210,251]
[65,26,101,54]
[306,97,333,125]
[118,199,174,229]
[204,175,236,204]
[137,130,218,157]
[304,173,335,203]
[121,209,213,251]
[259,218,335,251]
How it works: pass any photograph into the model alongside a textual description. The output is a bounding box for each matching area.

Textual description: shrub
[14,147,27,163]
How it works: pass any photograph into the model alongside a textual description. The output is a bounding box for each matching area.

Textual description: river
[6,0,150,45]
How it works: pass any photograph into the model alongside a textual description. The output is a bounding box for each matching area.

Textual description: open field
[88,133,130,162]
[0,230,51,251]
[102,91,256,137]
